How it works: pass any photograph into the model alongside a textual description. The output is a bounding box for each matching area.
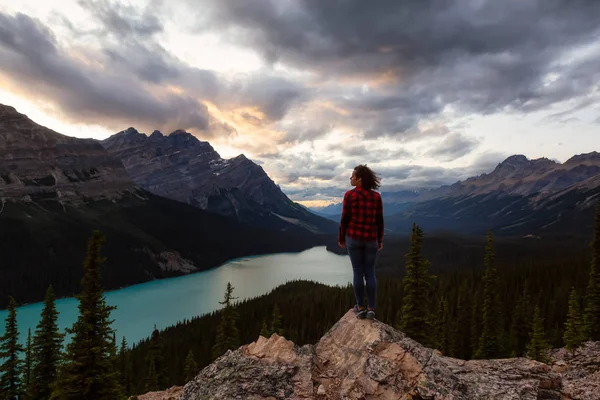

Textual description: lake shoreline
[4,243,343,312]
[1,246,352,347]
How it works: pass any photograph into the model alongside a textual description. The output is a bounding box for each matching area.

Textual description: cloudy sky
[1,0,599,206]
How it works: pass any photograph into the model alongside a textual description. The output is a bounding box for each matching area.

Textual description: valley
[0,104,334,309]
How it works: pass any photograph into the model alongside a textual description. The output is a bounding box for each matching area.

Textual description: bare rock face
[0,104,134,203]
[101,128,336,234]
[549,342,600,400]
[137,386,184,400]
[133,310,599,400]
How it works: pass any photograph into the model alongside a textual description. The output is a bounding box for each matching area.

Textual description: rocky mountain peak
[0,104,18,116]
[565,151,600,166]
[124,127,140,136]
[0,104,134,203]
[168,129,192,137]
[163,129,212,151]
[0,103,65,145]
[499,154,530,167]
[138,310,598,399]
[149,130,164,139]
[532,156,557,166]
[101,126,336,233]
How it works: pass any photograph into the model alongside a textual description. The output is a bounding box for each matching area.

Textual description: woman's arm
[338,191,352,245]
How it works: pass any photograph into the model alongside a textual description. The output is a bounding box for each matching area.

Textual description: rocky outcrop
[0,104,134,203]
[138,310,600,399]
[549,342,600,400]
[101,128,336,234]
[137,386,184,400]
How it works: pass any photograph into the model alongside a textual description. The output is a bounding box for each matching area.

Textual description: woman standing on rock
[338,165,384,320]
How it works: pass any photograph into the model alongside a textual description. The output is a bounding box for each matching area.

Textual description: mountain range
[312,154,600,236]
[2,100,599,307]
[0,104,332,308]
[101,128,336,234]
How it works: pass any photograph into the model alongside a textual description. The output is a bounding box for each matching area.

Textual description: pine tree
[118,337,132,396]
[400,223,433,345]
[509,283,531,357]
[184,350,198,382]
[434,297,453,355]
[51,230,123,400]
[526,305,550,363]
[563,287,585,351]
[144,357,158,392]
[260,318,271,337]
[470,293,481,358]
[0,296,24,400]
[212,282,240,359]
[270,304,284,336]
[145,327,167,389]
[24,328,32,391]
[110,332,119,373]
[29,285,64,400]
[454,283,472,359]
[475,230,501,359]
[584,205,600,340]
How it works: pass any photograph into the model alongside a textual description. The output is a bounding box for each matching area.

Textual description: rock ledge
[136,310,600,399]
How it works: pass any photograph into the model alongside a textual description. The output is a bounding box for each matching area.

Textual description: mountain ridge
[101,127,337,234]
[0,104,332,309]
[311,152,600,236]
[0,104,134,203]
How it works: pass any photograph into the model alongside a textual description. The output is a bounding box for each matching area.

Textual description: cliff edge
[137,309,600,399]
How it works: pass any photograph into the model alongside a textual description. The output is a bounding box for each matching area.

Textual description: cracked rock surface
[0,104,134,202]
[139,309,600,399]
[549,341,600,400]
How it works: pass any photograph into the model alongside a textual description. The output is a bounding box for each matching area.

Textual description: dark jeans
[346,235,378,309]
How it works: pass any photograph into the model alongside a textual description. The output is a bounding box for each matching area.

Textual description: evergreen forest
[1,207,599,398]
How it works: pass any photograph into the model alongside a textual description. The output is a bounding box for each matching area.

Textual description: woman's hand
[378,242,383,251]
[338,241,346,249]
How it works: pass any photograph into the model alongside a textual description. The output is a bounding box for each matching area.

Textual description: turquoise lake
[0,246,352,347]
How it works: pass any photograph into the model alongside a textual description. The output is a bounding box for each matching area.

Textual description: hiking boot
[366,308,375,320]
[353,304,367,319]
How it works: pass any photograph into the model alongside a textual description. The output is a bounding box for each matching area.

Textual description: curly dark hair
[353,164,381,191]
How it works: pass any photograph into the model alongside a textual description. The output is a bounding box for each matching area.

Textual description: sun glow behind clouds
[1,0,600,204]
[0,89,113,139]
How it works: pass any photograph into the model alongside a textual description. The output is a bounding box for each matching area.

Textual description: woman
[338,164,384,320]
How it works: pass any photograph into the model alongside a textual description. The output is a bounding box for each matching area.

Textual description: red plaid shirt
[338,186,384,244]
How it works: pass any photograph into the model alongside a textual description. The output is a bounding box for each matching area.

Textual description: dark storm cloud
[0,3,310,138]
[102,42,182,84]
[268,152,343,184]
[280,123,333,144]
[196,0,600,79]
[78,0,163,37]
[0,12,215,134]
[326,143,412,162]
[427,133,480,162]
[221,73,309,121]
[192,0,600,137]
[80,1,309,122]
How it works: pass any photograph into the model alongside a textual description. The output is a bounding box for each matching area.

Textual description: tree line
[2,206,600,398]
[1,231,123,399]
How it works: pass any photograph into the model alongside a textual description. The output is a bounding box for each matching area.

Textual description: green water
[0,246,351,346]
